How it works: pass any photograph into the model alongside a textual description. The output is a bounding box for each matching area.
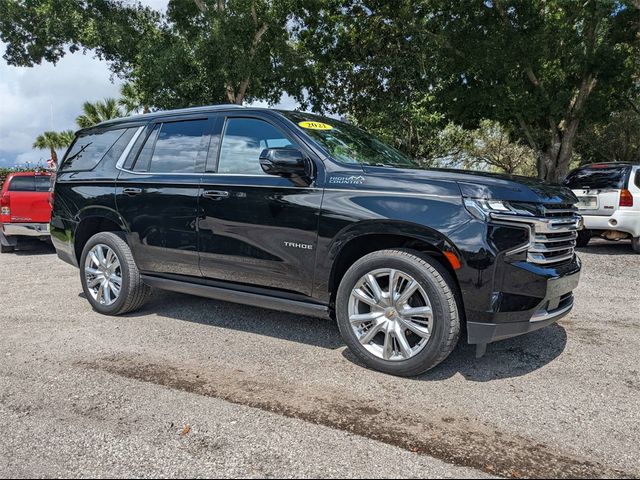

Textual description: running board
[141,275,330,319]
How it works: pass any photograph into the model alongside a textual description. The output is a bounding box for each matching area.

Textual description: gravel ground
[0,238,638,478]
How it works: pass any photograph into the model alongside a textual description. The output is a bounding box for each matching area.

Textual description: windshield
[282,112,418,168]
[564,165,631,190]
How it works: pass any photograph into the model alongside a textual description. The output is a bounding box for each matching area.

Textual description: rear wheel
[576,229,591,248]
[80,232,150,315]
[336,249,460,377]
[632,237,640,253]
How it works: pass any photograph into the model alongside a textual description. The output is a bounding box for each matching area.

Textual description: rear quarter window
[564,166,631,190]
[60,128,137,172]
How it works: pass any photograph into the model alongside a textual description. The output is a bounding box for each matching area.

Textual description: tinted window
[35,176,52,192]
[133,125,160,172]
[636,171,640,189]
[217,118,295,174]
[564,166,631,190]
[61,129,129,171]
[8,176,35,191]
[147,119,209,173]
[282,112,417,168]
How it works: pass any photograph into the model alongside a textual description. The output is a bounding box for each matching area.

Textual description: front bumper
[581,210,640,237]
[466,257,581,346]
[1,222,50,237]
[467,293,575,345]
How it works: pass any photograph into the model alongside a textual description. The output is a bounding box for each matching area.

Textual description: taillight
[620,189,634,207]
[0,193,9,216]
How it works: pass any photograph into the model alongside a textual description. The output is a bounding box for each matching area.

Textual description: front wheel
[80,232,150,315]
[336,249,460,377]
[632,237,640,253]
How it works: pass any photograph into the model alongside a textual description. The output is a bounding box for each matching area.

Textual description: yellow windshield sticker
[298,121,333,130]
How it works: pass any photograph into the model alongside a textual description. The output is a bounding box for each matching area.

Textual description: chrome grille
[493,203,581,266]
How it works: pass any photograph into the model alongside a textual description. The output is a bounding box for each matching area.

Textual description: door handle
[202,190,230,199]
[123,187,142,196]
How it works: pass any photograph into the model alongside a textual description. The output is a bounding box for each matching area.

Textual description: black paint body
[51,106,581,346]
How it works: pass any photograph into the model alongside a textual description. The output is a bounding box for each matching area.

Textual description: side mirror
[259,148,312,181]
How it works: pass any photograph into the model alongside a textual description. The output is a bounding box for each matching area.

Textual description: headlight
[464,199,535,221]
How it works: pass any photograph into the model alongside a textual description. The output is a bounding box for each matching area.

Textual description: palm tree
[33,131,74,168]
[118,82,150,115]
[75,98,123,129]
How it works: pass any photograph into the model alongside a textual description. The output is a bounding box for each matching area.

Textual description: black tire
[80,232,150,315]
[0,243,14,253]
[632,237,640,254]
[336,249,460,377]
[576,229,591,248]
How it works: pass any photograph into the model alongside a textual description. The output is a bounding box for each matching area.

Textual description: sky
[0,0,299,169]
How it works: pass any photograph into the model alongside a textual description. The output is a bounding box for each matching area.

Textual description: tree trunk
[542,126,579,184]
[49,147,58,167]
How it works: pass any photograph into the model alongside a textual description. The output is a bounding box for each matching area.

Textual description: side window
[132,125,160,172]
[147,119,209,173]
[35,176,52,192]
[635,171,640,189]
[217,118,295,174]
[8,177,35,192]
[60,128,130,172]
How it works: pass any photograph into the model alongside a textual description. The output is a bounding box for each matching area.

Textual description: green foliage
[0,0,159,69]
[76,98,124,128]
[576,108,640,164]
[118,82,149,115]
[302,0,640,181]
[461,120,538,176]
[126,0,311,109]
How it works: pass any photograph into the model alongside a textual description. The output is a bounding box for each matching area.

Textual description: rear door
[116,115,214,277]
[6,175,51,223]
[564,165,631,216]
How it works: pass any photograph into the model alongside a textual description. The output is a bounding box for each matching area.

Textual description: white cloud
[0,44,123,167]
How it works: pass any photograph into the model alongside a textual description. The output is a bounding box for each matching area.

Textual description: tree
[32,130,75,168]
[576,108,640,164]
[127,0,310,109]
[303,1,640,182]
[0,0,314,109]
[426,0,640,182]
[118,82,149,115]
[76,98,124,128]
[0,0,159,69]
[465,120,537,176]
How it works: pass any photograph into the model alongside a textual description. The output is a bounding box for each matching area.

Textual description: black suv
[51,105,581,376]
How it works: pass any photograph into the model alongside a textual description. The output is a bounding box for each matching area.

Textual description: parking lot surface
[0,238,639,478]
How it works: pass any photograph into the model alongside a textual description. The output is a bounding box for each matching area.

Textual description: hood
[361,166,578,205]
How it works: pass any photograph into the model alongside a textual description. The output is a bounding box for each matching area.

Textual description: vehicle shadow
[577,238,634,256]
[131,289,567,381]
[131,289,345,350]
[9,238,55,256]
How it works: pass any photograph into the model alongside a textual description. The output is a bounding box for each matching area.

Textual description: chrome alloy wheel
[84,244,122,306]
[348,268,434,361]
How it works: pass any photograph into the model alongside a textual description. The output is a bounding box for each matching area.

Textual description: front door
[116,116,213,276]
[198,115,323,296]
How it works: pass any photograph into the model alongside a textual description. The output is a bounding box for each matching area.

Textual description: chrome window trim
[115,126,145,171]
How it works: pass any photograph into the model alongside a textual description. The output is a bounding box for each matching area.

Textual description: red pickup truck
[0,171,52,253]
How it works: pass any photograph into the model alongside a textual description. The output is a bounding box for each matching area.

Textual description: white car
[564,162,640,253]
